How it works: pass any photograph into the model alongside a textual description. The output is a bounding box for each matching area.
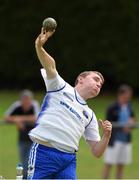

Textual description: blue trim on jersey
[74,89,87,105]
[47,83,66,93]
[37,94,50,121]
[85,111,94,128]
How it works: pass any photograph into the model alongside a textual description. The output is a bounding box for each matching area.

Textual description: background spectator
[4,89,40,179]
[102,85,136,179]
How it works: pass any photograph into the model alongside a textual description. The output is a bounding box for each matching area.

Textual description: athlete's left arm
[87,120,112,158]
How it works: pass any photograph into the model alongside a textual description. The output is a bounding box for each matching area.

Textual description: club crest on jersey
[83,110,89,119]
[63,92,73,101]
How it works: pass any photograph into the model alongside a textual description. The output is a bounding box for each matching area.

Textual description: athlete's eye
[93,77,99,82]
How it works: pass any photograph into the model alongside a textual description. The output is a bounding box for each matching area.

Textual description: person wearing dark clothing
[4,90,40,179]
[102,85,136,179]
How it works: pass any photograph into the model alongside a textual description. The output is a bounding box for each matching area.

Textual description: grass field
[0,90,139,179]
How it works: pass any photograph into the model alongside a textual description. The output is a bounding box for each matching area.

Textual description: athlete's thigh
[28,143,59,179]
[54,159,77,179]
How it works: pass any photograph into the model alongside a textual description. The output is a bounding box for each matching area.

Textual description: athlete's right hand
[35,28,55,47]
[99,119,112,138]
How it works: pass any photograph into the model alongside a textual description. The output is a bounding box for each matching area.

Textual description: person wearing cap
[4,90,40,179]
[102,84,136,179]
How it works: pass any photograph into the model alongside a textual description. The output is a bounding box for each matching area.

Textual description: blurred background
[0,0,139,179]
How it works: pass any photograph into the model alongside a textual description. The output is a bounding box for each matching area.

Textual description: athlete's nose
[97,82,101,89]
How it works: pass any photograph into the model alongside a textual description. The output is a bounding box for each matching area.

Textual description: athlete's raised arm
[35,28,57,79]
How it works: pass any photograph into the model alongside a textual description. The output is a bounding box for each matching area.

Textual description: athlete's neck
[74,86,88,101]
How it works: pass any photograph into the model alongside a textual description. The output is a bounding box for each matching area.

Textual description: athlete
[28,29,112,179]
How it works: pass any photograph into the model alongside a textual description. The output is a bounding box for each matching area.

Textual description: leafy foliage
[1,0,139,90]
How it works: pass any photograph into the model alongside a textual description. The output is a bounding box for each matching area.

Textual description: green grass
[0,91,139,179]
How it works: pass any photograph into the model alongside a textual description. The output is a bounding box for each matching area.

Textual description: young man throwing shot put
[28,28,112,179]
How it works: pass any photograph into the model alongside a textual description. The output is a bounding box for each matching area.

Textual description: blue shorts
[28,143,77,179]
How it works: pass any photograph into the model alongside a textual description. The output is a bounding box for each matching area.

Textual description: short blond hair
[75,71,104,86]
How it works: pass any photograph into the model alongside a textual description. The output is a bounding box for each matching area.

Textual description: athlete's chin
[90,92,98,98]
[91,90,100,98]
[92,93,98,98]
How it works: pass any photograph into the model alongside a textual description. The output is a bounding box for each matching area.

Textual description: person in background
[102,84,136,179]
[4,89,40,179]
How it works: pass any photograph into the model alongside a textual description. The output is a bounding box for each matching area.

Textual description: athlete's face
[80,72,103,98]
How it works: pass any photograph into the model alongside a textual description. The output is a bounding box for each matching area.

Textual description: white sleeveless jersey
[29,69,100,152]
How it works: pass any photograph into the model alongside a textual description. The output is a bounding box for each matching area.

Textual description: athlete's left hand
[99,120,112,138]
